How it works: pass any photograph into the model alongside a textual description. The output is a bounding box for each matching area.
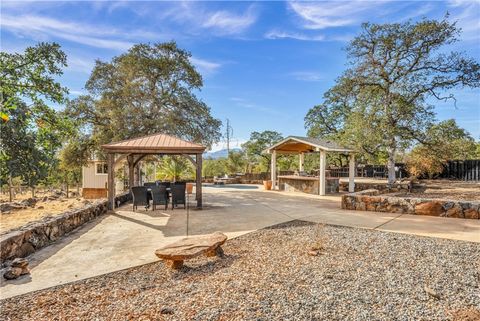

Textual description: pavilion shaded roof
[266,136,353,153]
[102,133,205,154]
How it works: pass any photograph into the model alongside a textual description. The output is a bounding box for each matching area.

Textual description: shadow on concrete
[206,184,260,190]
[0,214,109,288]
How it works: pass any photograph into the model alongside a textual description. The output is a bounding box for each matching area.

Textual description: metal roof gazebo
[265,136,355,195]
[102,133,206,210]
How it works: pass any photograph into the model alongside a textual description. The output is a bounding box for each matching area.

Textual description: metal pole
[186,191,189,237]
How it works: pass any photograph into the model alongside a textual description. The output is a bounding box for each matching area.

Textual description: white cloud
[0,14,134,50]
[264,30,325,41]
[0,13,164,51]
[190,57,222,75]
[288,1,396,29]
[289,71,323,82]
[447,0,480,41]
[229,97,281,116]
[202,6,258,35]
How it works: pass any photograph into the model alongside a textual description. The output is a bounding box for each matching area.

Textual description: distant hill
[204,148,242,159]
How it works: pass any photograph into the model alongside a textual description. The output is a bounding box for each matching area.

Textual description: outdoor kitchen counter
[278,175,339,194]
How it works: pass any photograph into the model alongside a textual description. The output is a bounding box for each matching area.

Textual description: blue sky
[1,1,479,151]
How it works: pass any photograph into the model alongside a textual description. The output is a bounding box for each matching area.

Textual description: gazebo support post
[349,154,355,192]
[107,153,115,210]
[271,150,277,190]
[319,150,326,196]
[299,153,304,172]
[127,155,134,189]
[196,153,203,208]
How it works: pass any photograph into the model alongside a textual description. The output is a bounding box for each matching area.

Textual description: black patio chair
[159,181,171,189]
[151,185,169,211]
[171,183,186,209]
[131,186,149,211]
[144,182,157,188]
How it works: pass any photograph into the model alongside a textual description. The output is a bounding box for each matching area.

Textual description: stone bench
[155,232,227,269]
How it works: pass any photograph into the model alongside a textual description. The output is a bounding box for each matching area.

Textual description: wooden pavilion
[102,133,206,210]
[265,136,355,195]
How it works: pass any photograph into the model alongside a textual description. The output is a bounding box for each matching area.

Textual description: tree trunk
[8,174,13,202]
[387,145,396,186]
[66,182,69,198]
[31,186,35,198]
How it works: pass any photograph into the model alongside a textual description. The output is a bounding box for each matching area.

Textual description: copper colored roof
[102,133,206,153]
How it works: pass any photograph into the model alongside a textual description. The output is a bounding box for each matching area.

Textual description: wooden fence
[328,164,408,179]
[440,160,480,181]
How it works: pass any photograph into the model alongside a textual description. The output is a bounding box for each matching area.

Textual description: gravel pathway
[1,221,479,320]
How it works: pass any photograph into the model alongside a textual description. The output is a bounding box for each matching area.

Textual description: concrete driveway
[1,184,479,299]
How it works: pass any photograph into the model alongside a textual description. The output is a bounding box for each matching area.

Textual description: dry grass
[391,180,480,201]
[0,192,90,234]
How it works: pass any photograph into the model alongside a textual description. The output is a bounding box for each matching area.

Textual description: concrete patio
[1,184,479,299]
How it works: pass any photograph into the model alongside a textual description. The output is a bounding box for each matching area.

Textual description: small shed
[102,133,206,209]
[82,159,108,199]
[265,136,355,195]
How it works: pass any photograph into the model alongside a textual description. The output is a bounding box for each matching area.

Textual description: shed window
[96,163,108,174]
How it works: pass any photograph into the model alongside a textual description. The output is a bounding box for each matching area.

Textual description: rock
[160,307,174,315]
[308,250,319,256]
[21,198,37,207]
[155,232,227,269]
[37,206,44,209]
[424,285,440,300]
[445,204,464,218]
[3,258,30,280]
[11,257,29,269]
[464,208,479,219]
[415,201,445,216]
[0,203,14,212]
[3,267,23,280]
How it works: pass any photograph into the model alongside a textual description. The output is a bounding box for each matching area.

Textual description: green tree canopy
[66,42,221,150]
[0,43,71,196]
[305,17,480,184]
[242,131,283,172]
[407,119,479,178]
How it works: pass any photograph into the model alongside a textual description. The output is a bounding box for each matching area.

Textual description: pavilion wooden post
[196,153,203,208]
[271,150,277,190]
[107,153,115,210]
[319,150,326,196]
[127,155,134,189]
[299,152,304,172]
[349,154,355,193]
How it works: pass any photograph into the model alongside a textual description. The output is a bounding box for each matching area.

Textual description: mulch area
[1,220,479,320]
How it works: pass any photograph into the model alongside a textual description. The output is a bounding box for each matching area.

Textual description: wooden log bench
[155,232,228,269]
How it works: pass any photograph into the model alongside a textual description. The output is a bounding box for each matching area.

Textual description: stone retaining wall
[342,189,479,219]
[0,192,131,264]
[339,181,411,193]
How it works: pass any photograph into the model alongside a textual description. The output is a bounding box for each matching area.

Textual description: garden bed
[0,221,478,320]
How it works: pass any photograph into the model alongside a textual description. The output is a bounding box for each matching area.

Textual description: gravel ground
[1,221,479,321]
